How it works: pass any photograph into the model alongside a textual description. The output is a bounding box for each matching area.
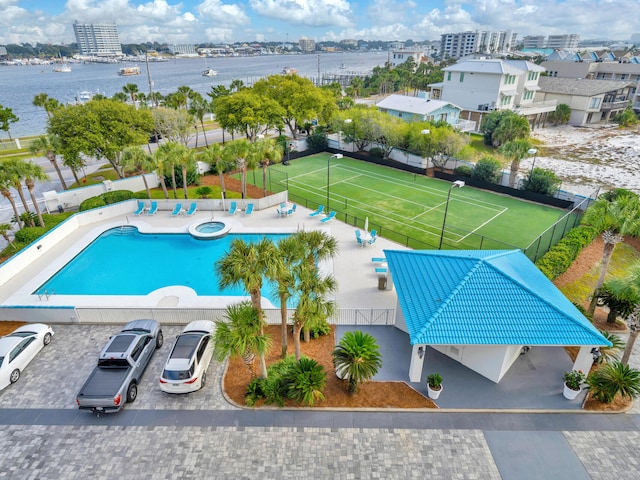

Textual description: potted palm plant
[426,373,443,400]
[562,370,586,400]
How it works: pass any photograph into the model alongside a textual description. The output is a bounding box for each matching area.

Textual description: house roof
[384,249,611,347]
[376,94,461,116]
[538,77,635,97]
[443,59,543,75]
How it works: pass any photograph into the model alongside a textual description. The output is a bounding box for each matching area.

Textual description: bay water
[0,51,387,139]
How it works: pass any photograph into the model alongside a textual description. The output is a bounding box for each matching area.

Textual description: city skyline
[1,1,639,46]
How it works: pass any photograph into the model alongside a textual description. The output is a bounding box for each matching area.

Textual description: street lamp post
[527,148,538,177]
[327,153,343,209]
[421,129,430,170]
[439,180,465,250]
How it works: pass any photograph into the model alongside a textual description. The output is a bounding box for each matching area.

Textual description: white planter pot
[427,384,442,400]
[563,383,581,400]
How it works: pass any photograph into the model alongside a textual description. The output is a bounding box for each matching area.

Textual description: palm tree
[216,237,279,377]
[155,142,182,199]
[271,236,304,358]
[0,223,15,249]
[0,165,23,229]
[582,190,640,315]
[32,93,61,120]
[499,138,532,188]
[122,83,139,105]
[3,159,32,226]
[213,301,272,378]
[177,147,196,199]
[29,135,67,190]
[332,330,383,394]
[223,139,251,199]
[292,262,337,360]
[254,139,283,197]
[22,161,48,228]
[188,91,210,148]
[150,148,170,199]
[199,143,228,198]
[121,146,155,199]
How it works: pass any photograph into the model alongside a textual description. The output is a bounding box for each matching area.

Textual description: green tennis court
[259,153,571,251]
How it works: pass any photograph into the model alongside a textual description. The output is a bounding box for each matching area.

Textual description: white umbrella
[364,217,369,233]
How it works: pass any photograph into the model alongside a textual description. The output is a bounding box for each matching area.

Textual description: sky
[1,0,639,46]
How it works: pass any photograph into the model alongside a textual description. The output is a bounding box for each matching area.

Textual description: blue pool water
[36,227,289,303]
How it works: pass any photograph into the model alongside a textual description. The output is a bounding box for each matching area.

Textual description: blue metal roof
[384,249,611,347]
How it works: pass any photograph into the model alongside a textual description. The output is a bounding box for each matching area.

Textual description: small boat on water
[118,65,141,76]
[282,66,298,75]
[53,64,72,73]
[202,68,218,77]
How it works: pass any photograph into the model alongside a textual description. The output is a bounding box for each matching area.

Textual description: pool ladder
[37,289,55,301]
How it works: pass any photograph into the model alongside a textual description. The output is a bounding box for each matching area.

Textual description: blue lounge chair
[375,267,387,275]
[228,201,237,215]
[146,201,158,216]
[320,211,336,223]
[244,203,254,216]
[185,202,197,216]
[287,204,297,216]
[171,203,183,216]
[371,257,386,263]
[309,205,324,217]
[133,201,146,216]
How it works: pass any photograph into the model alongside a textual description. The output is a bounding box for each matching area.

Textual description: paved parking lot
[0,325,235,411]
[1,325,640,478]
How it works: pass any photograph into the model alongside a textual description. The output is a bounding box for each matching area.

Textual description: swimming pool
[36,227,289,304]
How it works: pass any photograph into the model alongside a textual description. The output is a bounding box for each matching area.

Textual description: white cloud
[196,0,250,26]
[249,0,352,28]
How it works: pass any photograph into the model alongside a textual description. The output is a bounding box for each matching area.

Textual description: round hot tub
[188,219,232,240]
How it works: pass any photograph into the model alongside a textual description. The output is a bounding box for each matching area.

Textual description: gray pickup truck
[76,319,163,414]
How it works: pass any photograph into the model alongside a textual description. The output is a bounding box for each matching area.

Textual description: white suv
[159,320,215,394]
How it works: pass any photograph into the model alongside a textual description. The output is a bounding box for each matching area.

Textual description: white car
[159,320,215,394]
[0,323,54,390]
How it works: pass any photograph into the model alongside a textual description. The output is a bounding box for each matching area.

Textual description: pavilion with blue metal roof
[383,249,611,383]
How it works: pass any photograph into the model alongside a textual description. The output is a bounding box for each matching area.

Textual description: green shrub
[368,147,385,159]
[100,190,135,204]
[196,186,213,198]
[305,320,331,339]
[587,361,640,403]
[535,224,600,280]
[454,165,473,177]
[79,197,106,211]
[14,227,47,244]
[284,357,326,406]
[245,378,265,407]
[472,156,502,183]
[306,128,329,150]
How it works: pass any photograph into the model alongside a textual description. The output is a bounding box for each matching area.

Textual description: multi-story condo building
[522,36,546,49]
[168,44,197,56]
[440,31,516,59]
[298,37,316,52]
[547,34,579,49]
[73,21,122,57]
[389,48,426,68]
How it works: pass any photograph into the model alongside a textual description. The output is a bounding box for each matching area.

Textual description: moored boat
[118,65,141,76]
[202,68,218,77]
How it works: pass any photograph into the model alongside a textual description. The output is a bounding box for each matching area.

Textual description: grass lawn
[261,153,569,251]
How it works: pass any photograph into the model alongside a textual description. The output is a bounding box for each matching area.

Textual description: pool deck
[0,203,406,312]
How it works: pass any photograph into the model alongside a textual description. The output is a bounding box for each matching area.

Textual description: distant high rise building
[73,21,122,57]
[547,34,579,49]
[440,30,516,59]
[298,37,316,52]
[522,35,546,49]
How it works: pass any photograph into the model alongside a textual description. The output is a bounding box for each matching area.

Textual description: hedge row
[79,190,136,212]
[535,223,600,280]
